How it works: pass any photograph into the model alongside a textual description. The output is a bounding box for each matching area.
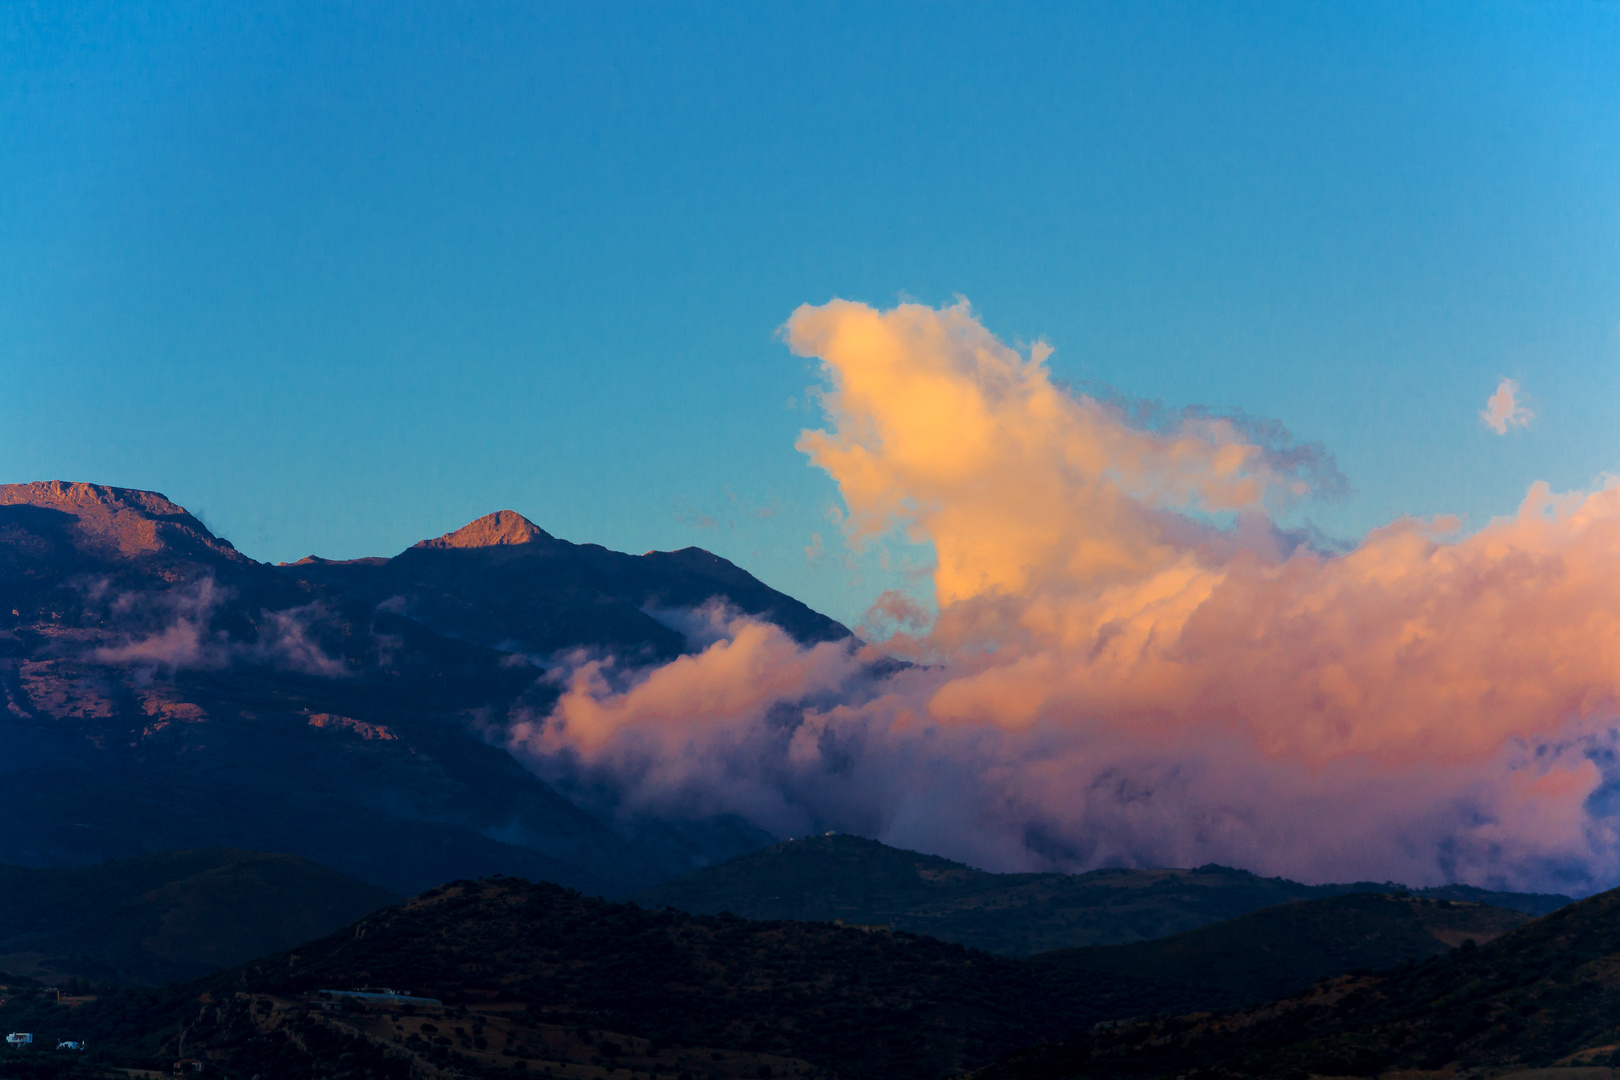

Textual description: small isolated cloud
[672,499,720,532]
[1482,378,1533,434]
[804,532,826,565]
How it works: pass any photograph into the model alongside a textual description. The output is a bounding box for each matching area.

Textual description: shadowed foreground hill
[1026,891,1530,1018]
[0,849,400,984]
[635,833,1570,954]
[0,877,1541,1080]
[964,885,1620,1080]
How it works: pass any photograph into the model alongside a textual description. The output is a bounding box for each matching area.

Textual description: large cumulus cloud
[511,300,1620,894]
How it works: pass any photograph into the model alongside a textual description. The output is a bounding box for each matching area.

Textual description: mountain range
[0,481,850,895]
[3,478,1614,1080]
[635,833,1569,955]
[0,479,1577,922]
[0,836,1567,997]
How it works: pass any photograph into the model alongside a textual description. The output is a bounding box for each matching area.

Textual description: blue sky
[2,1,1617,626]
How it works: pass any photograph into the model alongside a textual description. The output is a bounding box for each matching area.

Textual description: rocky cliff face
[0,482,849,895]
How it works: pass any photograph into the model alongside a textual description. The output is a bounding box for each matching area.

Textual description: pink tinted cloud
[1482,378,1533,434]
[513,301,1620,893]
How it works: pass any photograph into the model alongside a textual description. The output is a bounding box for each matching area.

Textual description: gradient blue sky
[3,1,1617,626]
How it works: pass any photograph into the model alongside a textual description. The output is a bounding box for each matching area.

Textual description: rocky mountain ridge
[0,480,851,895]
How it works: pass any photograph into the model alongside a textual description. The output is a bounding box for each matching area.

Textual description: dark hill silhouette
[0,482,852,895]
[0,848,399,984]
[635,833,1570,954]
[0,877,1548,1080]
[965,883,1620,1080]
[1028,891,1529,1016]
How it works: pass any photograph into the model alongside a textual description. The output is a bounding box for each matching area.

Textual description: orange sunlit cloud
[513,300,1620,892]
[789,301,1620,764]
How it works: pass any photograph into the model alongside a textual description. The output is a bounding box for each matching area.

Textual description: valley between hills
[2,480,1617,1080]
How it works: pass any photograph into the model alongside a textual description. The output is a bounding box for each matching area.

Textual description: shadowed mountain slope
[634,833,1570,954]
[0,483,856,894]
[0,877,1550,1080]
[0,849,400,985]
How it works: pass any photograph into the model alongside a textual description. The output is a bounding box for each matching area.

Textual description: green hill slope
[0,877,1543,1080]
[0,848,400,984]
[964,884,1620,1080]
[634,833,1570,954]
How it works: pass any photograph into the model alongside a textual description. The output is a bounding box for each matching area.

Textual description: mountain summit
[0,480,247,565]
[289,506,851,658]
[412,509,553,550]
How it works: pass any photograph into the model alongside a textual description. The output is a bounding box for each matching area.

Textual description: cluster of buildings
[4,1032,85,1050]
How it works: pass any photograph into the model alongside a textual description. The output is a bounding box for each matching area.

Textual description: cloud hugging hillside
[7,473,1619,907]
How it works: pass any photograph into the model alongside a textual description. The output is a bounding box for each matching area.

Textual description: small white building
[5,1032,32,1045]
[58,1040,85,1051]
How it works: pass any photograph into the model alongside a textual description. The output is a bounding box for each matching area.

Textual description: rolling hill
[0,848,400,984]
[635,833,1571,954]
[0,876,1546,1080]
[963,883,1620,1080]
[1027,890,1529,1018]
